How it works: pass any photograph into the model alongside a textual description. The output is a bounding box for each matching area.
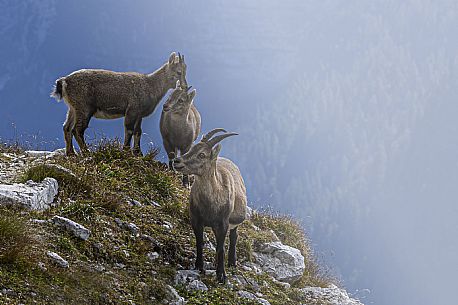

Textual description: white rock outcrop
[164,285,185,305]
[252,241,305,284]
[237,291,271,305]
[175,270,208,291]
[25,148,66,159]
[52,216,91,240]
[47,251,69,268]
[298,284,364,305]
[147,252,160,261]
[0,178,58,210]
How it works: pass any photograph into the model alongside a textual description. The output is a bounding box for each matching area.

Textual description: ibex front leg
[63,108,76,156]
[213,222,229,284]
[133,118,143,156]
[191,215,205,273]
[163,140,177,169]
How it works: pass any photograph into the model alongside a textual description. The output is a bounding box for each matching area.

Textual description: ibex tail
[50,78,64,101]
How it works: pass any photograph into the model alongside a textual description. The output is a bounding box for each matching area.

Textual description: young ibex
[173,129,247,283]
[160,80,201,186]
[50,52,188,156]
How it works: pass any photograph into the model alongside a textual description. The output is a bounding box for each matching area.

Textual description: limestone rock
[147,252,160,261]
[237,290,271,305]
[175,269,200,284]
[175,270,208,291]
[252,241,305,284]
[188,279,208,291]
[297,284,364,305]
[25,148,65,159]
[0,178,58,210]
[47,251,69,268]
[52,216,91,240]
[25,150,53,158]
[164,285,185,305]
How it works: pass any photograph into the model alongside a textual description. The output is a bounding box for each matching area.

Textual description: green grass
[0,207,31,264]
[0,140,333,304]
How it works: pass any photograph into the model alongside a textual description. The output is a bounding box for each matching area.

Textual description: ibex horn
[202,128,227,142]
[207,132,238,147]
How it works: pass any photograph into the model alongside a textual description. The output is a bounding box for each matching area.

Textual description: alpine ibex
[50,52,188,156]
[173,129,247,283]
[160,80,201,186]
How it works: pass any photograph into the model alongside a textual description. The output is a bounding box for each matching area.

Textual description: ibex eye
[198,153,205,159]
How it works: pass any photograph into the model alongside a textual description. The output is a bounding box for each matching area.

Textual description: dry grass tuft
[0,207,32,263]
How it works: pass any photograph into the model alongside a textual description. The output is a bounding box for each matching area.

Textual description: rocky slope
[0,142,363,305]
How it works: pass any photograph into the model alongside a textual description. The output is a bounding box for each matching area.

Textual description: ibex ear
[168,52,177,64]
[211,144,221,160]
[188,89,196,101]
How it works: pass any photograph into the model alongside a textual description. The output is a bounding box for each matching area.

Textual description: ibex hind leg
[228,227,238,267]
[123,110,138,151]
[63,108,76,156]
[213,222,229,284]
[73,111,92,155]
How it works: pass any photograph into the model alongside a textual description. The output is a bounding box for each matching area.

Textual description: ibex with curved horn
[173,129,247,283]
[51,52,188,156]
[160,80,201,186]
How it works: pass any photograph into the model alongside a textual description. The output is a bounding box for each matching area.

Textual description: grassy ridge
[0,141,331,304]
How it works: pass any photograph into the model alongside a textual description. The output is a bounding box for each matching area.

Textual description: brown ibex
[160,80,201,186]
[50,52,188,156]
[173,129,247,283]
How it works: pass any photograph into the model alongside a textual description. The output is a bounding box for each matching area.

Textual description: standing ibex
[50,52,187,156]
[160,80,201,186]
[173,129,247,283]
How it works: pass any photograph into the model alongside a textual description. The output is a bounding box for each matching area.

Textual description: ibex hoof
[133,150,143,157]
[66,151,76,157]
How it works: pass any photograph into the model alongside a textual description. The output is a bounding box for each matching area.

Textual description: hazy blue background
[1,1,457,304]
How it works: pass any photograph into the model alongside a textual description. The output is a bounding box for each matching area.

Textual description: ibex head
[163,80,195,112]
[166,52,188,89]
[173,128,238,176]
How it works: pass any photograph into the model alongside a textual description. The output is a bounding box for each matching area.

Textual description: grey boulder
[175,269,208,291]
[47,251,69,268]
[252,241,305,284]
[237,290,271,305]
[0,178,58,210]
[52,216,91,240]
[298,284,364,305]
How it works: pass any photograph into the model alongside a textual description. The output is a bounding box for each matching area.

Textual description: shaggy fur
[51,52,188,156]
[173,129,247,283]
